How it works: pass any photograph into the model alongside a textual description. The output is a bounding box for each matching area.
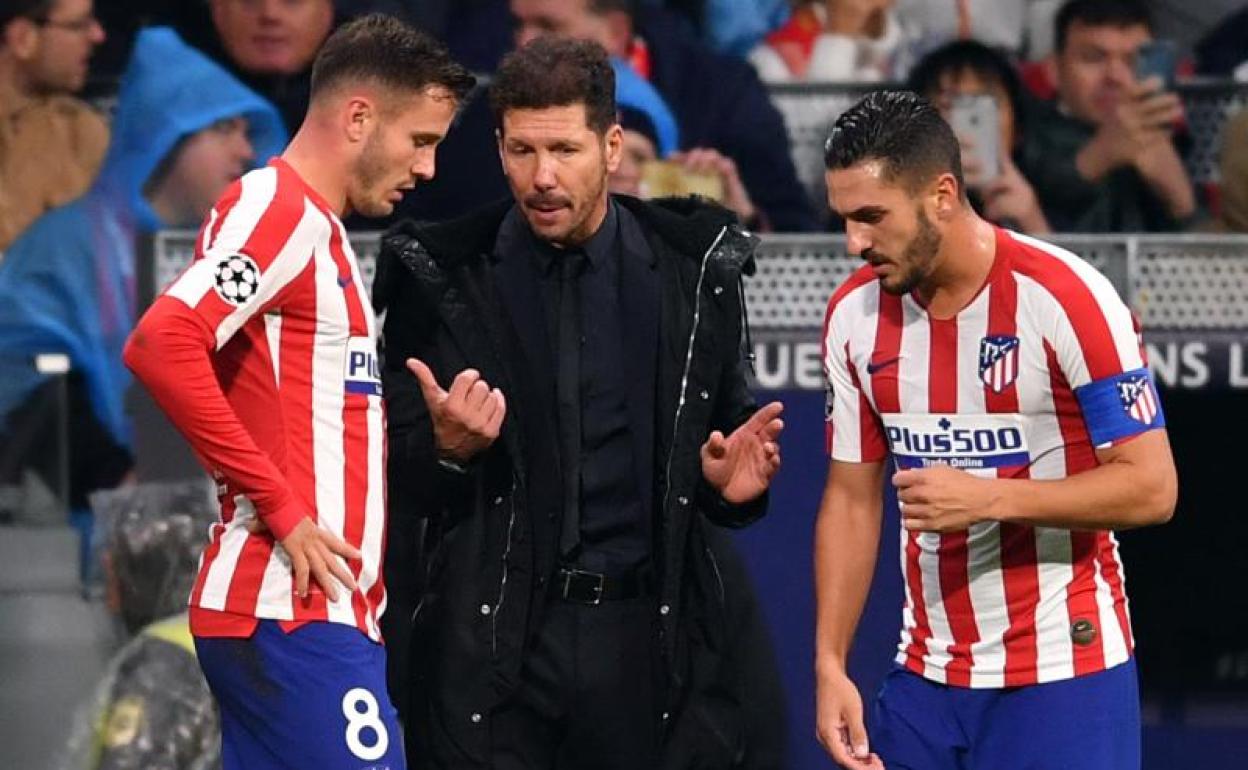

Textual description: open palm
[700,401,785,503]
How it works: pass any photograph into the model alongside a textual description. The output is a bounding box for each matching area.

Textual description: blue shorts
[195,620,406,770]
[872,659,1140,770]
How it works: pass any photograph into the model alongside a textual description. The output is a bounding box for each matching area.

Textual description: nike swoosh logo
[337,275,353,289]
[866,356,901,375]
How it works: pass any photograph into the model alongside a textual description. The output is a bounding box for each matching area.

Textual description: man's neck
[918,212,998,319]
[281,127,348,216]
[0,67,36,120]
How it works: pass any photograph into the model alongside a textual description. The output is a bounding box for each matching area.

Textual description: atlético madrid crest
[1118,374,1159,424]
[979,335,1020,393]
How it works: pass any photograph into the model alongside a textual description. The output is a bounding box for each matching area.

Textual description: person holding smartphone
[908,40,1052,235]
[1016,0,1198,233]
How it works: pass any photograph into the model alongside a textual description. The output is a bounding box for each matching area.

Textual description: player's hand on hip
[894,464,1001,532]
[407,357,506,464]
[816,667,884,769]
[700,401,784,504]
[279,517,362,602]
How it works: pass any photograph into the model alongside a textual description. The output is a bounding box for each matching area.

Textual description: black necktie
[556,250,585,558]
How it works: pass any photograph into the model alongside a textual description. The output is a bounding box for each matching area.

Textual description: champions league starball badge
[213,254,261,306]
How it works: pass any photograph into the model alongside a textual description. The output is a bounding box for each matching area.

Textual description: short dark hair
[587,0,634,14]
[906,40,1028,149]
[824,90,964,194]
[0,0,54,31]
[1055,0,1152,52]
[310,14,476,103]
[489,36,616,135]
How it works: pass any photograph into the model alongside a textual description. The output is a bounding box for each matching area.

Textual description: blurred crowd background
[2,1,1247,768]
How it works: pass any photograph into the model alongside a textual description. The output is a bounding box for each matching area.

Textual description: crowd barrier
[768,80,1248,210]
[150,230,1248,391]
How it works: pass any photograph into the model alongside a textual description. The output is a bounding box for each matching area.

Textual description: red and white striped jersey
[822,227,1164,688]
[150,159,387,641]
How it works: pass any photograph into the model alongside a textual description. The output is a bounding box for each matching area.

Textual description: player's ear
[344,95,377,144]
[932,172,960,221]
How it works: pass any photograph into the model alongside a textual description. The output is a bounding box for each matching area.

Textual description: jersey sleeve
[1049,270,1165,449]
[162,166,315,352]
[822,302,886,463]
[122,169,313,540]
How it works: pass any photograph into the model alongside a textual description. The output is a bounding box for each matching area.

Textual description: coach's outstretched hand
[279,517,362,602]
[700,401,784,504]
[816,667,885,770]
[408,358,506,464]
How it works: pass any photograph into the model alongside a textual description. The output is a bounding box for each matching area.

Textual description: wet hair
[823,90,964,195]
[1055,0,1152,52]
[310,13,476,103]
[489,36,617,135]
[906,40,1028,151]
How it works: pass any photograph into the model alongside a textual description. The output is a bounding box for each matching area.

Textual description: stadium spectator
[173,0,335,136]
[0,27,283,533]
[749,0,906,83]
[0,0,108,252]
[908,40,1051,234]
[1217,109,1248,232]
[611,58,765,228]
[1016,0,1198,232]
[511,0,820,230]
[56,483,220,770]
[895,0,1063,63]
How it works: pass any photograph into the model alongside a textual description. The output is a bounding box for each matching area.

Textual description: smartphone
[1135,39,1177,90]
[640,160,725,201]
[950,94,1000,182]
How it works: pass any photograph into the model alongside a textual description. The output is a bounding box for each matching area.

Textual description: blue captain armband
[1073,367,1166,447]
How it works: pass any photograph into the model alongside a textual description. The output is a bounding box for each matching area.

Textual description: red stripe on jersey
[1096,531,1134,653]
[223,535,276,616]
[987,258,1041,685]
[1046,341,1105,674]
[845,342,886,461]
[367,417,390,638]
[874,292,931,671]
[1012,244,1122,380]
[929,317,977,687]
[871,292,903,413]
[326,220,371,631]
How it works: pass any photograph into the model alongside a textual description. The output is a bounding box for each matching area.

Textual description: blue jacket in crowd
[0,27,284,460]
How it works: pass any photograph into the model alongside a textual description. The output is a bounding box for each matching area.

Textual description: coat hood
[99,26,286,232]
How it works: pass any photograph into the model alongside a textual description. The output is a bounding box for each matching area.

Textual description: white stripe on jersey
[199,496,257,611]
[1033,528,1076,682]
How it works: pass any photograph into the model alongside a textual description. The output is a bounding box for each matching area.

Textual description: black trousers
[490,595,661,770]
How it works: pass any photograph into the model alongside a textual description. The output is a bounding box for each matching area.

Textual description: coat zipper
[662,225,728,513]
[490,476,519,655]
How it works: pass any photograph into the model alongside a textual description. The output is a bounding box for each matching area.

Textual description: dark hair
[0,0,54,31]
[588,0,634,13]
[824,90,964,194]
[1055,0,1152,52]
[490,36,616,135]
[310,13,476,102]
[906,40,1028,150]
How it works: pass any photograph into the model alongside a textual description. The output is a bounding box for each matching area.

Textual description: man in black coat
[375,36,785,769]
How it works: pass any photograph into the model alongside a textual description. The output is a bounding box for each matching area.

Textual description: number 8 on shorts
[343,687,390,762]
